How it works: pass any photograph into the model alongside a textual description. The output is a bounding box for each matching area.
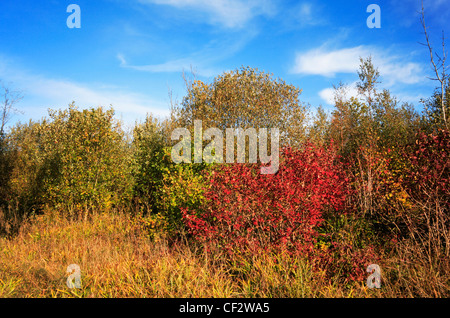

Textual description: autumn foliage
[404,128,449,205]
[182,144,350,256]
[1,63,449,295]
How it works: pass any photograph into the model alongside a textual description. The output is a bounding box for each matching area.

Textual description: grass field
[1,209,447,298]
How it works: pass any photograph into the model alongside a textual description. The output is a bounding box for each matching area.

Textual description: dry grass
[0,210,236,298]
[0,209,447,298]
[0,209,365,298]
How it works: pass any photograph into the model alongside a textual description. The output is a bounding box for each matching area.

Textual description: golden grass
[0,210,349,298]
[0,209,446,298]
[0,210,237,298]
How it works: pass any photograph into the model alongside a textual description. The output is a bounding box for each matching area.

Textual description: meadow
[0,62,449,298]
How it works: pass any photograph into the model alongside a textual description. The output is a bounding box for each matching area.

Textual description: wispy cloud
[137,0,275,29]
[318,81,429,107]
[0,57,170,125]
[117,31,257,77]
[118,53,218,77]
[291,45,425,85]
[286,1,327,28]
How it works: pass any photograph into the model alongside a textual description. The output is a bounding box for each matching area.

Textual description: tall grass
[0,207,448,298]
[0,209,378,298]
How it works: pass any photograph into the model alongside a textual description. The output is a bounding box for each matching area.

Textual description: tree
[308,106,330,147]
[419,1,449,129]
[132,113,169,213]
[329,57,420,223]
[0,81,23,137]
[356,56,380,111]
[0,81,23,219]
[38,104,134,213]
[174,66,309,148]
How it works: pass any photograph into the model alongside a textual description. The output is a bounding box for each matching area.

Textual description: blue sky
[1,0,449,129]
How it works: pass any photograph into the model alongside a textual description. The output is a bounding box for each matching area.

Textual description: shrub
[5,120,47,215]
[182,144,350,256]
[41,104,134,212]
[157,156,210,237]
[6,104,134,215]
[401,128,449,253]
[404,129,449,208]
[314,213,380,284]
[133,116,211,238]
[132,115,167,213]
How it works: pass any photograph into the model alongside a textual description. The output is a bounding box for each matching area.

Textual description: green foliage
[330,59,419,158]
[307,106,330,147]
[132,114,167,213]
[421,77,450,130]
[6,104,134,215]
[157,153,210,237]
[0,134,12,207]
[133,115,211,238]
[6,120,47,214]
[372,90,420,149]
[42,104,134,211]
[402,129,450,231]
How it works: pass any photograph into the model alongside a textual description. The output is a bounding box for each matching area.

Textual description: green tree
[6,120,47,213]
[132,114,167,213]
[40,104,134,212]
[0,81,23,208]
[421,78,450,130]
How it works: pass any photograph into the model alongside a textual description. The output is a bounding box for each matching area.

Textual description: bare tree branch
[0,81,24,136]
[419,0,449,129]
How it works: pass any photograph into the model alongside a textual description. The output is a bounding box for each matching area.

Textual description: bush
[42,105,134,212]
[401,128,449,252]
[5,120,47,215]
[182,144,350,256]
[404,129,449,208]
[133,116,211,238]
[157,156,210,237]
[132,115,167,213]
[6,104,134,215]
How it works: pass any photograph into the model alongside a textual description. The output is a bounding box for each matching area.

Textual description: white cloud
[293,1,327,27]
[138,0,275,28]
[318,82,360,105]
[377,61,423,85]
[292,46,370,76]
[318,87,336,105]
[291,45,425,85]
[299,2,312,16]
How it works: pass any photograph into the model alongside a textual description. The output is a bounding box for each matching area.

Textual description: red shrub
[404,128,450,204]
[182,144,351,256]
[400,128,450,239]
